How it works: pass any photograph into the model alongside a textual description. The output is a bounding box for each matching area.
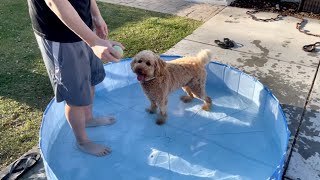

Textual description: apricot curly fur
[131,50,213,125]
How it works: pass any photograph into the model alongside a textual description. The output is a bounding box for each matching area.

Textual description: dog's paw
[146,108,157,114]
[202,104,211,111]
[156,118,166,125]
[180,96,193,103]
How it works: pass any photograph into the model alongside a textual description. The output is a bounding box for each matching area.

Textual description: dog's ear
[154,56,166,76]
[130,58,136,70]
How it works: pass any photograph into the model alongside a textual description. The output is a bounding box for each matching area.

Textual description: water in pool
[48,82,282,180]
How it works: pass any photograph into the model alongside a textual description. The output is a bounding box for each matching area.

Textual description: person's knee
[65,103,91,111]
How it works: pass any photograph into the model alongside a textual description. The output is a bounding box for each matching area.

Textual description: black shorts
[35,33,106,106]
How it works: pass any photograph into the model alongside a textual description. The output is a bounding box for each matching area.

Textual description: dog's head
[131,50,166,82]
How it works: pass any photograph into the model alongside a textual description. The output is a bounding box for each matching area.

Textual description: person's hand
[93,16,108,39]
[91,38,125,63]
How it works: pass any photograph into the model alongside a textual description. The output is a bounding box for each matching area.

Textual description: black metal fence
[299,0,320,14]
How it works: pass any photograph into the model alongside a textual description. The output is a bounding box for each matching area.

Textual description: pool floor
[48,83,282,180]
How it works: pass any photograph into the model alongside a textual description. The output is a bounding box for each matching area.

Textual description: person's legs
[84,86,116,127]
[84,46,116,127]
[84,86,94,121]
[34,34,114,156]
[65,103,111,156]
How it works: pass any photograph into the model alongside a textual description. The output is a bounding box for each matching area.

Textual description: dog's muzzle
[135,68,146,81]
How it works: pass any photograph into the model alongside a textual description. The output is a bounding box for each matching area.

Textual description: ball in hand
[113,45,124,56]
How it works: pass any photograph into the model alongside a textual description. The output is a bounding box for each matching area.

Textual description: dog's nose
[136,68,143,74]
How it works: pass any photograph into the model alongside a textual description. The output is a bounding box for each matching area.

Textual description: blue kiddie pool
[40,55,290,180]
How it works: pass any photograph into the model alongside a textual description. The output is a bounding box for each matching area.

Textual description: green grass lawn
[0,0,202,168]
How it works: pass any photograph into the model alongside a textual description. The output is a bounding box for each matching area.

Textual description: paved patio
[1,0,319,179]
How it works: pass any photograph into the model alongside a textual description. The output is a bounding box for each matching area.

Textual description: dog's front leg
[156,98,168,125]
[146,100,157,114]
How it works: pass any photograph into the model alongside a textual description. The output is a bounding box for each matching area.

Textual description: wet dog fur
[131,50,212,125]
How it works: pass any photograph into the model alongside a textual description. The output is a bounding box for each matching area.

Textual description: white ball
[113,45,124,56]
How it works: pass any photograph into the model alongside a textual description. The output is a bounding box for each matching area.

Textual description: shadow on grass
[0,70,53,111]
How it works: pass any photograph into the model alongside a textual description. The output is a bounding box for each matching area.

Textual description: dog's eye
[146,61,151,66]
[138,60,142,63]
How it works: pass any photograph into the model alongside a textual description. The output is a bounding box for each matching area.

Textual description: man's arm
[90,0,108,39]
[90,0,102,19]
[44,0,122,62]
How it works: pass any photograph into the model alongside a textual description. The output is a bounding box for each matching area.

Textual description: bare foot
[77,141,112,156]
[86,117,116,127]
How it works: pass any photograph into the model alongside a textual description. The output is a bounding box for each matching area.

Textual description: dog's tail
[197,49,212,65]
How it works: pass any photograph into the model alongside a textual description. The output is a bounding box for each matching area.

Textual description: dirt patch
[230,0,320,20]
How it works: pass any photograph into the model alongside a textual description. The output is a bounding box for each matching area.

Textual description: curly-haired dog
[131,50,212,125]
